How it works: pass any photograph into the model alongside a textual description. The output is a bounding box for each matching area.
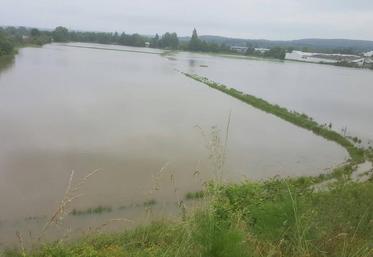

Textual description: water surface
[0,43,347,245]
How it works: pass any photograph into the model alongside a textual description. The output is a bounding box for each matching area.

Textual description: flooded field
[172,52,373,145]
[0,43,348,245]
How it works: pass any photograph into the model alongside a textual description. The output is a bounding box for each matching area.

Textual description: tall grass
[5,176,372,257]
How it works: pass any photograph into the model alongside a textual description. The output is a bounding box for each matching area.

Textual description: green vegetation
[0,31,14,56]
[143,199,157,207]
[183,73,365,162]
[184,28,226,53]
[0,26,52,60]
[190,36,373,55]
[185,190,205,200]
[157,33,179,49]
[181,28,231,53]
[71,206,112,216]
[52,26,69,42]
[54,26,179,49]
[54,27,227,52]
[4,176,372,257]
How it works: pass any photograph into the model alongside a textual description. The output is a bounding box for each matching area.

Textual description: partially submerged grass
[63,44,161,55]
[71,206,112,216]
[143,199,157,207]
[185,190,205,200]
[182,73,365,162]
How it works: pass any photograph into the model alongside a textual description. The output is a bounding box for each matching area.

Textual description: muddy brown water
[0,43,348,246]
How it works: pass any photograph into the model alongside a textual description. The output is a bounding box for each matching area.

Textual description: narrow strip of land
[62,44,162,55]
[182,72,365,162]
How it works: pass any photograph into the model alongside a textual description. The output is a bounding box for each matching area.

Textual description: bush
[0,32,14,56]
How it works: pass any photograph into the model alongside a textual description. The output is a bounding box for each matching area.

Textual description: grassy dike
[182,73,365,163]
[3,74,373,257]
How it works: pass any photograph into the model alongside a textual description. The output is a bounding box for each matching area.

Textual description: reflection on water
[0,44,348,246]
[0,55,15,76]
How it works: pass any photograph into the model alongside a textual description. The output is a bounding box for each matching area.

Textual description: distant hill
[180,35,373,53]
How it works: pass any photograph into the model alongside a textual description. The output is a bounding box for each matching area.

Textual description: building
[230,46,248,53]
[364,51,373,57]
[254,48,270,53]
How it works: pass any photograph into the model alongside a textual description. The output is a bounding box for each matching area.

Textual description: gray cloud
[1,0,372,40]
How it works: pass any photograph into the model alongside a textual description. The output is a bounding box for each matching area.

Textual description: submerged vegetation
[185,190,205,200]
[182,73,365,163]
[143,199,157,207]
[71,206,113,216]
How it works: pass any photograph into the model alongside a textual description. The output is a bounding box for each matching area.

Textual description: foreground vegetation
[3,172,372,257]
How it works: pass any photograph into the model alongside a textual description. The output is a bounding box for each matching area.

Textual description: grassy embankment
[3,74,372,257]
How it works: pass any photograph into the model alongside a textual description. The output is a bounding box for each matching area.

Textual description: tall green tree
[30,28,41,37]
[189,28,201,51]
[52,26,69,42]
[151,34,160,48]
[159,32,179,49]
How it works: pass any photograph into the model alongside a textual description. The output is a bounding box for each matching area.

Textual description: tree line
[0,26,53,56]
[54,26,230,53]
[1,26,288,60]
[244,45,287,60]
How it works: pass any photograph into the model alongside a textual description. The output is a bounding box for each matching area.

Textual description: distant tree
[118,32,127,45]
[159,32,179,49]
[245,47,256,55]
[130,33,146,46]
[30,28,41,37]
[113,32,119,43]
[0,32,14,56]
[52,26,69,42]
[264,47,286,60]
[151,34,160,48]
[189,28,201,51]
[28,28,52,45]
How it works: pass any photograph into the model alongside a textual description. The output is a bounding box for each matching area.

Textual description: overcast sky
[1,0,373,40]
